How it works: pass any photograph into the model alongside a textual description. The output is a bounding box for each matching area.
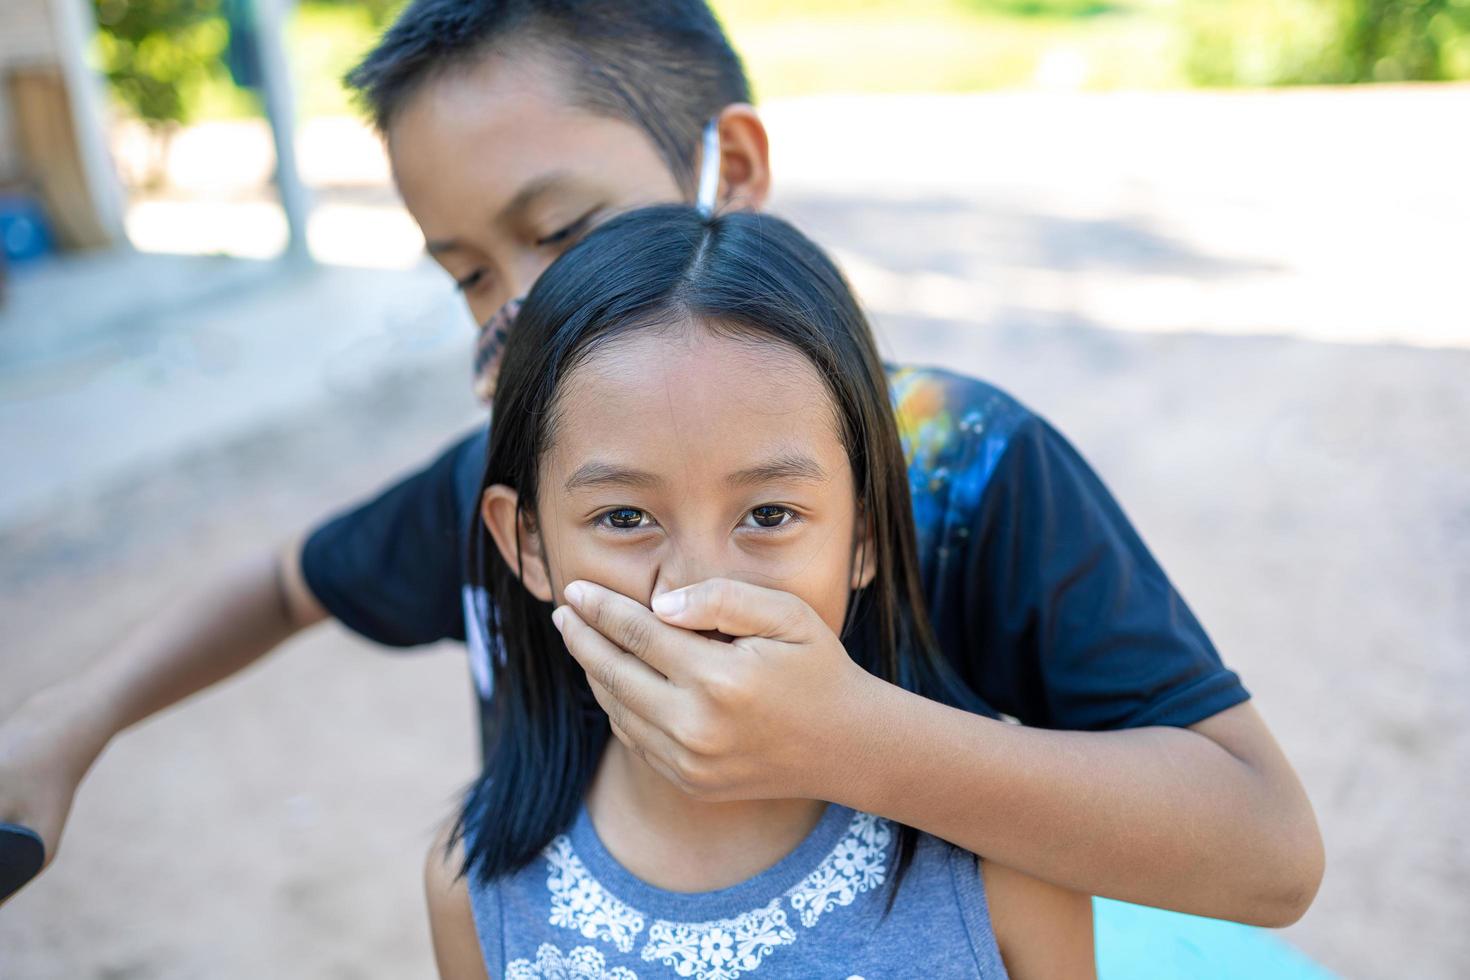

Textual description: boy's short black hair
[345,0,752,194]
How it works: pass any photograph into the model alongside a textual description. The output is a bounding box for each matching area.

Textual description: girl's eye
[601,507,651,530]
[748,505,794,529]
[536,211,597,248]
[454,269,487,293]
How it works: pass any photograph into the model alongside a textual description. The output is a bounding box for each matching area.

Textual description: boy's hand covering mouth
[550,579,876,803]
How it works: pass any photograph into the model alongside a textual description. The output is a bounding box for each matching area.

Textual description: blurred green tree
[1333,0,1470,81]
[961,0,1116,16]
[91,0,229,128]
[1184,0,1470,86]
[305,0,404,27]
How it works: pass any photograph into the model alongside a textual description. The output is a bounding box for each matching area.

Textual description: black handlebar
[0,822,45,903]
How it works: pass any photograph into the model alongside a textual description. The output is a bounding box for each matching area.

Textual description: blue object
[223,0,263,90]
[1095,898,1337,979]
[0,193,55,264]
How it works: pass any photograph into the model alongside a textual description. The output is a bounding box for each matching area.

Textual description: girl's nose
[650,552,739,642]
[650,549,722,606]
[651,573,734,643]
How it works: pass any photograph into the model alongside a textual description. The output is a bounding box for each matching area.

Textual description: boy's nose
[508,254,557,305]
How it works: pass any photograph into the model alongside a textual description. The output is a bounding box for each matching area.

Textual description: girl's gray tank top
[466,802,1009,979]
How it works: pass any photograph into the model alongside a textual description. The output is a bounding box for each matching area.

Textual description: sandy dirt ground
[2,89,1468,978]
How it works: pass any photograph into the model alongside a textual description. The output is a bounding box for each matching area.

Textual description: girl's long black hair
[450,205,988,896]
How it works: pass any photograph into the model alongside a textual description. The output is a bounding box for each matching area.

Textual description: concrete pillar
[250,0,311,262]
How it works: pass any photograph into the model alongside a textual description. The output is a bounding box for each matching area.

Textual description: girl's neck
[583,737,827,893]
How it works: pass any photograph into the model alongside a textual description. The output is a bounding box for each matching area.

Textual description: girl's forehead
[545,326,848,485]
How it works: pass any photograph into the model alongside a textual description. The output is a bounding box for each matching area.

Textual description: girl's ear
[851,510,878,591]
[481,485,555,603]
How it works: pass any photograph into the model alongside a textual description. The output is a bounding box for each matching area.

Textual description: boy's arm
[555,578,1324,929]
[846,683,1323,927]
[0,539,324,887]
[79,537,326,736]
[0,426,480,895]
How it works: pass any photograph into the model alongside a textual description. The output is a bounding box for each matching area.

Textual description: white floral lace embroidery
[546,836,647,953]
[507,942,639,980]
[786,812,892,928]
[540,812,893,976]
[639,898,798,980]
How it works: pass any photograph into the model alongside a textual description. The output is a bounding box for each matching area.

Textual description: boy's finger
[562,581,715,680]
[649,577,815,642]
[552,605,673,723]
[591,679,681,778]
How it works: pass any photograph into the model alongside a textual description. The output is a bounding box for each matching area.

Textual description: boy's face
[388,50,690,328]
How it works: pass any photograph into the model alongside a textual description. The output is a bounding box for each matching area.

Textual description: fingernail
[551,606,568,631]
[652,590,685,617]
[564,581,587,606]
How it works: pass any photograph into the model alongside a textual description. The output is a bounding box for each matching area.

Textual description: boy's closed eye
[444,209,605,294]
[535,209,602,248]
[455,269,489,293]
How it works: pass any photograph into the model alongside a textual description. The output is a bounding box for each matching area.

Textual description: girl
[425,205,1094,978]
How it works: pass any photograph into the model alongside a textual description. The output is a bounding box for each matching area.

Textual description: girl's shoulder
[977,856,1096,980]
[425,823,493,980]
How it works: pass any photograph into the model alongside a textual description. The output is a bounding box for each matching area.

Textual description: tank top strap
[948,845,1010,978]
[460,826,507,972]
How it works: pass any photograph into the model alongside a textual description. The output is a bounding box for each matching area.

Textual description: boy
[0,0,1320,926]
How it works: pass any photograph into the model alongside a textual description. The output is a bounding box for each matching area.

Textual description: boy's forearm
[830,678,1323,927]
[54,545,320,760]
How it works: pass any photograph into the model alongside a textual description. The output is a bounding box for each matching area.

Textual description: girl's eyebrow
[564,461,663,493]
[563,453,826,494]
[727,452,827,488]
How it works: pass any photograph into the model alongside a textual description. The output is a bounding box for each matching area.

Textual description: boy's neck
[584,737,827,893]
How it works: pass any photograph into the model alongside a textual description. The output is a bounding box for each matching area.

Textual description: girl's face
[483,324,874,635]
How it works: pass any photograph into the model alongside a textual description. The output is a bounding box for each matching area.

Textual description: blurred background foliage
[92,0,231,126]
[90,0,1470,127]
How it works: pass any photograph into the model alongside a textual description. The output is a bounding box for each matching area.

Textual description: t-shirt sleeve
[961,416,1249,730]
[300,428,484,648]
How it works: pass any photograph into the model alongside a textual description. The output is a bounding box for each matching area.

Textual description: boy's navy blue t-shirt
[302,365,1248,750]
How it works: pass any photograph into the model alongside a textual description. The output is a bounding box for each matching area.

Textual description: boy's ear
[481,485,554,603]
[715,103,771,213]
[851,511,878,591]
